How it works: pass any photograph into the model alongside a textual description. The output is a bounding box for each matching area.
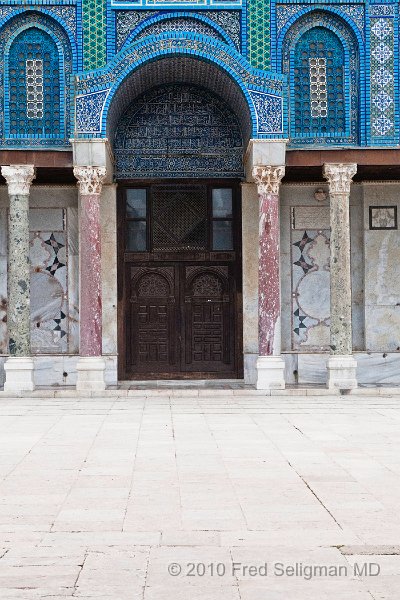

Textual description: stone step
[0,385,399,398]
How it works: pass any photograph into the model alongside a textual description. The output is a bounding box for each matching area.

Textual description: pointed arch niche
[282,11,361,146]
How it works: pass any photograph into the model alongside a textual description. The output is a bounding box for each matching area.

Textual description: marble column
[323,163,358,389]
[252,165,286,389]
[1,165,36,391]
[73,166,107,391]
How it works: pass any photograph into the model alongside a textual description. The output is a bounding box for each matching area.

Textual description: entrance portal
[114,80,244,379]
[118,183,242,379]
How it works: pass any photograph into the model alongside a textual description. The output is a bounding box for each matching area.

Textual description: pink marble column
[252,165,285,389]
[73,167,106,379]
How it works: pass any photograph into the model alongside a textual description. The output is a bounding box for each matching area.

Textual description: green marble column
[1,165,36,356]
[323,163,358,389]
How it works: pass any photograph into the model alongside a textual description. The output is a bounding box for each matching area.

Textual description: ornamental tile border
[370,15,395,139]
[115,10,241,52]
[276,4,365,42]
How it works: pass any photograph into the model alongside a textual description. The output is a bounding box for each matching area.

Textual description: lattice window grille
[26,59,44,119]
[309,57,327,118]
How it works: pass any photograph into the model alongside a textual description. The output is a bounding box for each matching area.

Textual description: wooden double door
[118,182,242,379]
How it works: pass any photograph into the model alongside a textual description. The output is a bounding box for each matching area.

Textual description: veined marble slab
[0,355,118,387]
[297,354,328,384]
[355,353,400,384]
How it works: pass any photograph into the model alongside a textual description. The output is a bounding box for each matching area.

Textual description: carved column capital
[73,166,107,195]
[1,165,36,196]
[252,165,285,195]
[323,163,357,194]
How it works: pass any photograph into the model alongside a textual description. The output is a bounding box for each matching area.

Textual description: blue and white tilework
[76,90,110,134]
[249,90,283,134]
[370,14,395,141]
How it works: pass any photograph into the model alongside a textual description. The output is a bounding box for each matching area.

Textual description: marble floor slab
[0,394,399,598]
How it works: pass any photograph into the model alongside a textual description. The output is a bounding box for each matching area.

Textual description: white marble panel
[363,185,400,351]
[68,255,79,354]
[243,353,257,384]
[29,208,64,231]
[297,353,328,384]
[282,353,298,384]
[350,201,365,350]
[241,184,258,355]
[0,256,7,354]
[33,356,77,386]
[67,208,79,354]
[365,306,400,352]
[0,356,5,386]
[356,353,400,384]
[101,185,118,355]
[0,208,7,255]
[31,354,118,387]
[66,207,78,255]
[365,230,400,306]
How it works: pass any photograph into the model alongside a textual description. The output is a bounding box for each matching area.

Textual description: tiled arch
[75,33,286,140]
[106,56,253,146]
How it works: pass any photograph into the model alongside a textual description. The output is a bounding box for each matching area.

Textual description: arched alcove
[114,82,244,179]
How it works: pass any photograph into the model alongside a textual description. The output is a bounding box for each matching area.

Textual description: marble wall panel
[101,185,118,357]
[356,353,400,384]
[282,353,298,385]
[0,209,7,354]
[30,231,68,353]
[66,207,79,353]
[0,187,79,359]
[33,355,117,387]
[0,256,7,354]
[0,208,7,255]
[363,184,400,351]
[29,187,78,208]
[29,208,64,231]
[291,228,331,350]
[297,353,328,384]
[350,190,365,351]
[281,184,365,353]
[241,183,259,357]
[244,352,257,384]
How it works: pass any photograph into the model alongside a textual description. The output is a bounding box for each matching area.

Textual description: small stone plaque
[292,206,330,230]
[369,206,397,230]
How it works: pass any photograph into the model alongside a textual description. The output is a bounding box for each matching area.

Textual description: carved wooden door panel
[182,265,235,374]
[127,266,178,375]
[120,181,242,379]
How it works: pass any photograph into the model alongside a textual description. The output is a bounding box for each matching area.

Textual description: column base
[4,357,35,392]
[76,356,106,391]
[256,355,286,390]
[327,355,357,390]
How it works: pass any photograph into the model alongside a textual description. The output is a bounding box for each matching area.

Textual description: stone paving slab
[0,394,399,598]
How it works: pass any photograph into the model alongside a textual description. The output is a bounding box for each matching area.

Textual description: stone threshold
[0,384,399,398]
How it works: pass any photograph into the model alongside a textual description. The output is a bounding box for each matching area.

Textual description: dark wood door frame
[117,179,243,380]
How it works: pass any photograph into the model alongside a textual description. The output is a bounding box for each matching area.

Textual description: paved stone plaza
[0,392,400,599]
